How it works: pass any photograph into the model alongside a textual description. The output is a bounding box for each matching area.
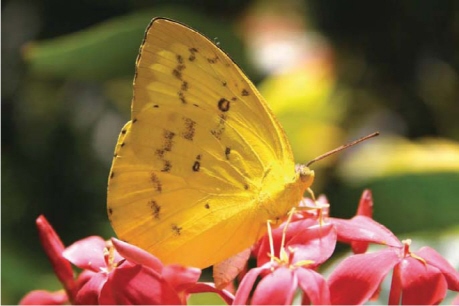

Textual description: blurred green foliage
[2,0,458,303]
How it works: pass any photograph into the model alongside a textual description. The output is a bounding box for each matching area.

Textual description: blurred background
[2,0,459,303]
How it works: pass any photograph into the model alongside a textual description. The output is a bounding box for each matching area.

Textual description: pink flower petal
[256,218,326,267]
[233,266,267,304]
[288,223,337,265]
[75,269,97,291]
[328,248,399,304]
[104,263,181,305]
[350,240,370,254]
[162,264,201,292]
[399,256,448,304]
[74,272,107,305]
[63,236,107,271]
[416,246,459,291]
[36,216,76,300]
[296,268,330,305]
[350,190,374,254]
[331,215,402,247]
[388,262,403,304]
[356,189,373,217]
[19,289,68,305]
[111,238,163,272]
[186,282,234,305]
[251,267,297,305]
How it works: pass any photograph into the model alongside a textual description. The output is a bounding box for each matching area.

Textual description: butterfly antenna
[306,132,379,167]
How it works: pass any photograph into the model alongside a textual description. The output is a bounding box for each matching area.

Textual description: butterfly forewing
[107,18,299,268]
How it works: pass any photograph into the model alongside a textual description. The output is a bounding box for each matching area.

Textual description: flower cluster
[20,216,233,305]
[21,190,459,305]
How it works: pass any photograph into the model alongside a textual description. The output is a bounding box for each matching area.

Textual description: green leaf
[24,6,246,81]
[24,11,152,80]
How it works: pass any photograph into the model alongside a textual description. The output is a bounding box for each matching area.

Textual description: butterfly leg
[280,208,296,253]
[266,207,297,268]
[306,187,316,201]
[266,219,275,268]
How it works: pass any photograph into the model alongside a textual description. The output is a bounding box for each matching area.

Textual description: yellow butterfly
[107,18,314,269]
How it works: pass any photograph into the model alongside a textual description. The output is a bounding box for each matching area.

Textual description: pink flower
[328,235,459,304]
[327,190,459,304]
[20,215,233,305]
[330,190,400,255]
[349,189,374,254]
[19,290,68,305]
[20,216,77,305]
[20,190,459,305]
[234,214,337,304]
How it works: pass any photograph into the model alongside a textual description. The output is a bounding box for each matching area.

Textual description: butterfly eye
[295,164,315,185]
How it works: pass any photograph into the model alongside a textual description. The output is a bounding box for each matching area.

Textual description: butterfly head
[295,164,315,188]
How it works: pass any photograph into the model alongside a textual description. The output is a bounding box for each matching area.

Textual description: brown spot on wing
[208,56,219,64]
[150,173,162,192]
[155,149,165,158]
[178,91,187,104]
[149,200,161,219]
[225,147,231,160]
[163,130,176,151]
[192,154,202,172]
[173,68,182,80]
[182,117,196,141]
[172,64,186,80]
[171,224,182,235]
[188,47,198,61]
[218,98,230,112]
[161,160,172,172]
[192,161,200,172]
[210,114,227,140]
